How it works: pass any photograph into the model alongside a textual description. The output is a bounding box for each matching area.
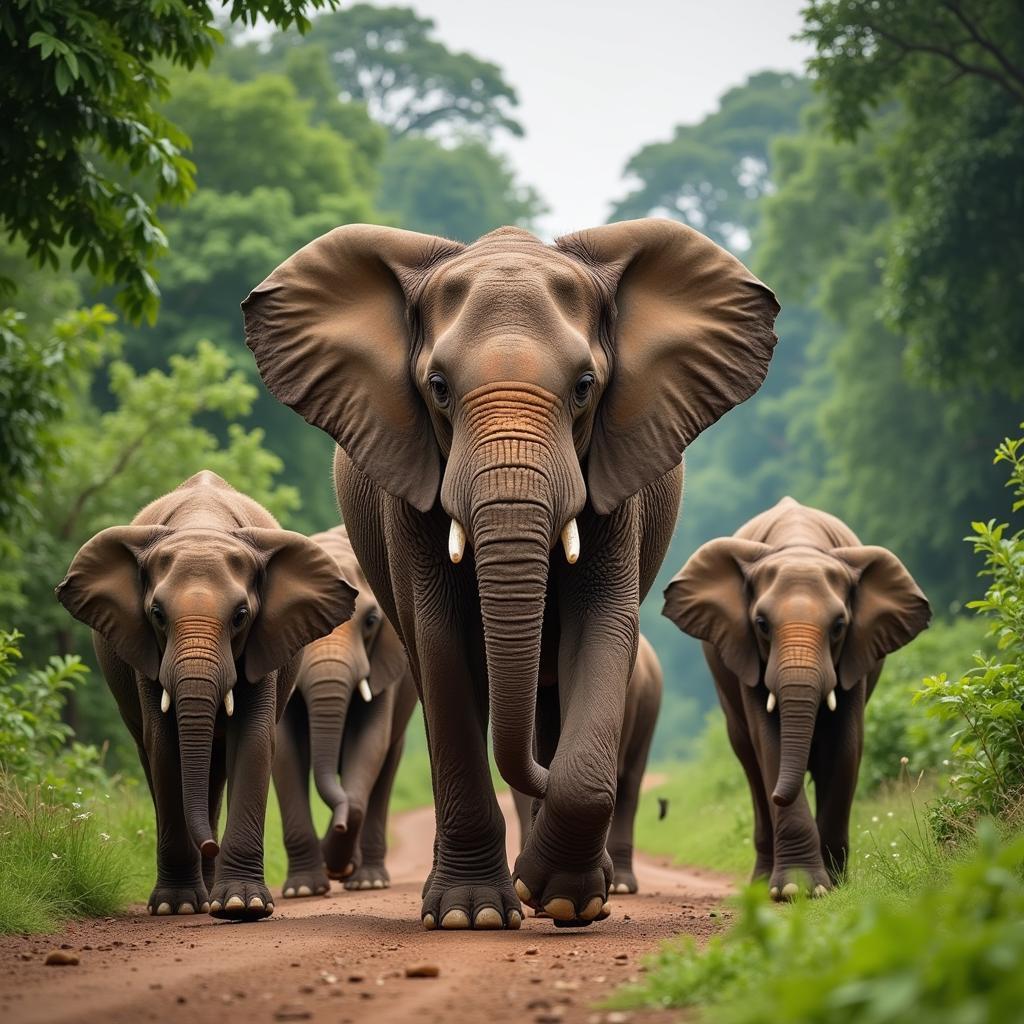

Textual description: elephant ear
[557,219,780,515]
[242,225,464,513]
[662,538,772,688]
[55,525,172,679]
[367,620,408,699]
[237,528,359,682]
[832,546,931,689]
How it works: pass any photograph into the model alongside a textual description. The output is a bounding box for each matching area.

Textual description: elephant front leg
[345,731,404,891]
[419,645,520,931]
[210,684,276,920]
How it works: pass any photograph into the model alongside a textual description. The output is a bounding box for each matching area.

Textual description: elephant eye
[232,606,249,630]
[572,372,596,407]
[754,615,770,636]
[150,604,166,627]
[831,617,846,641]
[428,373,450,409]
[364,610,380,631]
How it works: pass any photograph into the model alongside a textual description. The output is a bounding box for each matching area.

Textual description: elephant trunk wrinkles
[305,658,356,832]
[474,501,552,800]
[166,618,233,856]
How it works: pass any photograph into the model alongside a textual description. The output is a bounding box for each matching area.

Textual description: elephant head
[57,525,357,854]
[296,527,408,833]
[242,219,779,798]
[663,535,930,806]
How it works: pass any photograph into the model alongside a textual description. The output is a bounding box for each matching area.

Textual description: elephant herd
[56,218,930,929]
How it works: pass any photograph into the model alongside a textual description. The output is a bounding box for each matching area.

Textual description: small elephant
[513,633,662,896]
[243,218,779,930]
[663,496,930,898]
[272,525,417,898]
[56,471,356,919]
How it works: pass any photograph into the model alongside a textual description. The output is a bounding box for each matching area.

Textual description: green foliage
[801,0,1024,394]
[0,0,339,322]
[918,429,1024,836]
[377,136,546,241]
[267,4,523,139]
[620,823,1024,1024]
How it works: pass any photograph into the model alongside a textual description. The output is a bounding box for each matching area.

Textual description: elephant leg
[727,714,774,882]
[811,682,866,883]
[210,683,276,921]
[273,697,329,898]
[511,788,533,856]
[418,638,520,932]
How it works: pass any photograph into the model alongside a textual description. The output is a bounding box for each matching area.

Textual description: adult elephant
[243,218,779,930]
[513,633,663,896]
[273,526,417,897]
[663,497,930,898]
[56,472,356,919]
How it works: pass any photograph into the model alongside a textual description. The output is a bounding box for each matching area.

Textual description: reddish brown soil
[0,792,731,1024]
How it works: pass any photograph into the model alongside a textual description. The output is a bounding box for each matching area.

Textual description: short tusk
[449,520,465,564]
[224,690,234,717]
[561,518,580,564]
[766,691,776,713]
[359,678,372,703]
[161,688,171,714]
[826,690,837,712]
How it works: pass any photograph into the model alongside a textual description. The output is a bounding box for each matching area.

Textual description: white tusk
[359,678,372,703]
[561,518,580,564]
[224,690,234,717]
[766,692,776,713]
[161,688,171,714]
[826,690,837,712]
[449,520,465,564]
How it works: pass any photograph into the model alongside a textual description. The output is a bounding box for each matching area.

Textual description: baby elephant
[514,634,662,897]
[273,526,417,898]
[663,497,930,898]
[57,472,356,919]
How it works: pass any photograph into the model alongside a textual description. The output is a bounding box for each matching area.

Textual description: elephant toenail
[296,885,311,897]
[266,903,274,913]
[507,910,522,929]
[543,898,576,920]
[514,879,531,902]
[283,887,295,898]
[248,896,264,909]
[813,885,829,898]
[769,887,780,900]
[178,902,195,915]
[579,897,604,920]
[598,902,611,919]
[371,879,384,889]
[441,909,470,930]
[156,902,172,915]
[225,895,245,910]
[210,900,223,912]
[473,908,502,929]
[781,883,800,900]
[201,902,211,913]
[422,913,436,930]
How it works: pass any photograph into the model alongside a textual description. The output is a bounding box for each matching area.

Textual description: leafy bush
[620,822,1024,1023]
[918,429,1024,839]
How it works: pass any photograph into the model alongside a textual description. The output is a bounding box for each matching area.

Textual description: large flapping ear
[242,225,464,513]
[832,545,932,689]
[663,538,772,688]
[367,620,409,699]
[55,525,173,679]
[237,528,358,682]
[556,219,780,515]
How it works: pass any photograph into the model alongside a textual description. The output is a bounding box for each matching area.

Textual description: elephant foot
[209,878,275,920]
[344,862,390,891]
[420,869,521,932]
[610,866,638,895]
[768,863,831,901]
[513,846,613,928]
[147,881,210,917]
[282,868,330,899]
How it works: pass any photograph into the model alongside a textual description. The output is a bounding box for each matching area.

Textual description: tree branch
[58,434,146,540]
[942,1,1024,89]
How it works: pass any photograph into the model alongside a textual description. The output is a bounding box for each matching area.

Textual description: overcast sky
[405,0,814,237]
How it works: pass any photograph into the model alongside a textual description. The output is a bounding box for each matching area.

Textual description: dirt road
[0,788,731,1024]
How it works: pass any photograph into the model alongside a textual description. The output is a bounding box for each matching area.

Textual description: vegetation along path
[0,789,728,1024]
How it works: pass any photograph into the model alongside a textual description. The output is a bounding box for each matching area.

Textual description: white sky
[406,0,814,238]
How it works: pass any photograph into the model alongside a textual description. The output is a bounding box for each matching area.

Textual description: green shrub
[620,822,1024,1023]
[918,429,1024,839]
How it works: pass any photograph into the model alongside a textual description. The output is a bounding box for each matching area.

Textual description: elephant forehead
[751,551,854,599]
[148,532,259,583]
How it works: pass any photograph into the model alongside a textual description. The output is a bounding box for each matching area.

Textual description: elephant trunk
[307,674,354,833]
[772,681,820,806]
[474,502,552,800]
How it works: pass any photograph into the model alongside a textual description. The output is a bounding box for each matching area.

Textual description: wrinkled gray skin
[272,526,417,897]
[56,472,356,920]
[663,497,931,899]
[243,219,779,930]
[514,633,662,897]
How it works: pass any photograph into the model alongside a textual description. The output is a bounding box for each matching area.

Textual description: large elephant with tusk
[663,496,930,899]
[272,525,417,898]
[56,471,357,920]
[242,218,779,930]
